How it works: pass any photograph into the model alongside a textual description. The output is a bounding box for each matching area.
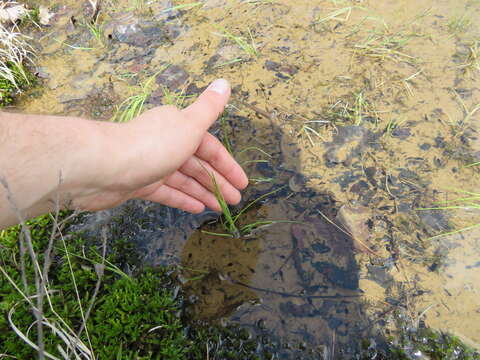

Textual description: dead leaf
[0,4,29,24]
[39,6,54,26]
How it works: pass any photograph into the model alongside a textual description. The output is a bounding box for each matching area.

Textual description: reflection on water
[18,0,480,355]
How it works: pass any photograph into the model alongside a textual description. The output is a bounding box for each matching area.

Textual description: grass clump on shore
[0,24,35,106]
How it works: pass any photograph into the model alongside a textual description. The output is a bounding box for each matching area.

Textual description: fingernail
[207,79,230,95]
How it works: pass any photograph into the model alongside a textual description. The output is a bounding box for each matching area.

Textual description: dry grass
[0,23,34,90]
[0,178,103,359]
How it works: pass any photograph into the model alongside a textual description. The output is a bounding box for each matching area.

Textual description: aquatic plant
[457,40,479,77]
[214,25,258,59]
[202,170,294,238]
[84,19,104,46]
[112,67,167,122]
[160,83,193,107]
[313,6,355,26]
[388,326,478,359]
[0,212,289,359]
[447,14,471,35]
[354,29,416,64]
[417,188,480,240]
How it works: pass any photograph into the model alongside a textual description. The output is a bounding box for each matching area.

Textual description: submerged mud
[15,0,480,357]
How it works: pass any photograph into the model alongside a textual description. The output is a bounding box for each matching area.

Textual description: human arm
[0,79,248,229]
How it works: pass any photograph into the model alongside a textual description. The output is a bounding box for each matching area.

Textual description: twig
[77,227,107,338]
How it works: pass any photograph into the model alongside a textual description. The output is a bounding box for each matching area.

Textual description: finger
[139,184,206,214]
[181,79,231,133]
[196,133,248,190]
[164,171,221,211]
[180,156,242,205]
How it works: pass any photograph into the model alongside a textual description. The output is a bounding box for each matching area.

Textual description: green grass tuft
[214,25,258,59]
[112,67,168,122]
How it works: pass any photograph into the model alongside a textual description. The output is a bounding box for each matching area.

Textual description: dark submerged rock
[324,125,374,167]
[155,64,189,91]
[113,19,166,47]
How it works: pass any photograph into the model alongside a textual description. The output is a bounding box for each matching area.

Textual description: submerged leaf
[0,5,29,24]
[39,6,54,26]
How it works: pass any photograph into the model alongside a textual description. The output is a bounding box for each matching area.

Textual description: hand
[73,79,248,214]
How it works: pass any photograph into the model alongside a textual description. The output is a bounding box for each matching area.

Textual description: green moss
[0,214,269,359]
[0,215,187,359]
[387,328,479,360]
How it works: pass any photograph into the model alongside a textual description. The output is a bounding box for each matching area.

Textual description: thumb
[181,78,231,131]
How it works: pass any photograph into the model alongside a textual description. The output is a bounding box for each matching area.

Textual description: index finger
[195,133,249,190]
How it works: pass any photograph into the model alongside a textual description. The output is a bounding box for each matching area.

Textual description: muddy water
[16,0,480,356]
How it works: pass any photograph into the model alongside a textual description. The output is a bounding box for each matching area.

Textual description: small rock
[35,67,50,79]
[349,180,369,196]
[279,301,316,317]
[312,261,359,289]
[434,136,446,148]
[155,65,189,91]
[468,125,480,161]
[288,173,307,192]
[391,127,411,139]
[113,19,166,47]
[311,242,331,254]
[417,210,449,233]
[364,166,378,187]
[206,44,242,68]
[419,143,431,150]
[325,125,373,166]
[366,264,393,288]
[336,204,375,254]
[264,60,299,78]
[255,161,275,178]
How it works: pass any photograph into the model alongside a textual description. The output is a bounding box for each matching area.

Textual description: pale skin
[0,79,248,230]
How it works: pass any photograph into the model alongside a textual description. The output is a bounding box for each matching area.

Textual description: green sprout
[112,66,168,123]
[202,170,296,238]
[214,26,258,59]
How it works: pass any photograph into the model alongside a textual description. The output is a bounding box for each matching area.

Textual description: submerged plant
[458,40,480,76]
[354,29,416,64]
[447,14,471,35]
[202,171,295,238]
[417,189,480,239]
[214,26,258,60]
[160,84,193,107]
[313,6,355,26]
[84,19,104,46]
[112,67,168,122]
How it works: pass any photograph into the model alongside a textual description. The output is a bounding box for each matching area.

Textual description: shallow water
[15,0,480,356]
